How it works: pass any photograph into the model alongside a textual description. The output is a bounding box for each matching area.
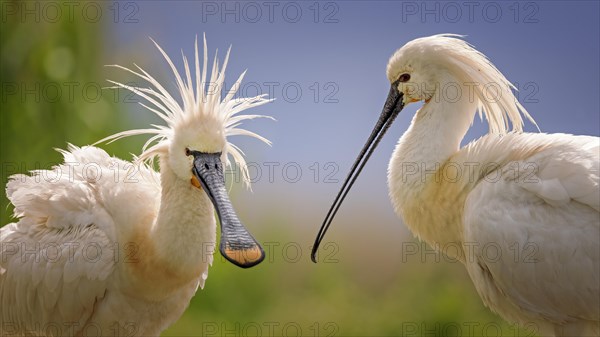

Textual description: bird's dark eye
[185,148,192,156]
[398,73,411,82]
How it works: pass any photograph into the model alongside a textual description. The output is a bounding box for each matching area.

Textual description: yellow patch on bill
[191,175,202,189]
[224,246,263,266]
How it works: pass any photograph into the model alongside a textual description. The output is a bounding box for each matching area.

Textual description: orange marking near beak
[191,175,202,189]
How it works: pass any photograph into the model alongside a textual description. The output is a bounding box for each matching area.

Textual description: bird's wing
[1,145,160,335]
[462,133,599,326]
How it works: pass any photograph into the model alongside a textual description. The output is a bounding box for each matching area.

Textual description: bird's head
[168,107,227,182]
[384,34,537,132]
[385,35,446,105]
[100,36,272,268]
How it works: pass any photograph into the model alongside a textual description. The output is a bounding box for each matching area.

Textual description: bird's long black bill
[192,152,265,268]
[311,85,404,263]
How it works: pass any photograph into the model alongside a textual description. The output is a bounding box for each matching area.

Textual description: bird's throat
[127,157,216,298]
[387,86,479,256]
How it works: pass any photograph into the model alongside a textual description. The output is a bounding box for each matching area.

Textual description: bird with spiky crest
[1,36,272,336]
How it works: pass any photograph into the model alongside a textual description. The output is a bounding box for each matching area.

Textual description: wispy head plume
[97,35,274,188]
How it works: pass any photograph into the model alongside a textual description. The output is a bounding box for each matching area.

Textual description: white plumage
[1,37,272,336]
[313,34,599,336]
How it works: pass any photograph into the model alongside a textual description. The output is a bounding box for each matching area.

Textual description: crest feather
[407,34,539,134]
[97,35,273,188]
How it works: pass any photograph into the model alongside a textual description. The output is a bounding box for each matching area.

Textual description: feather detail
[97,35,273,188]
[388,34,538,134]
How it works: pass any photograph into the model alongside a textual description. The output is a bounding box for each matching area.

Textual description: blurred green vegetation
[163,232,537,337]
[1,0,144,225]
[1,2,537,336]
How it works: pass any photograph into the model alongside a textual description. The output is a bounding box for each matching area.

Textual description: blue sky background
[99,1,599,244]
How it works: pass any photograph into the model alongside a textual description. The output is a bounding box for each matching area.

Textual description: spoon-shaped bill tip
[221,244,265,268]
[192,151,265,268]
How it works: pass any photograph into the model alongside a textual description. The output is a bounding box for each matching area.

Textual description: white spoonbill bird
[1,37,272,336]
[312,34,599,337]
